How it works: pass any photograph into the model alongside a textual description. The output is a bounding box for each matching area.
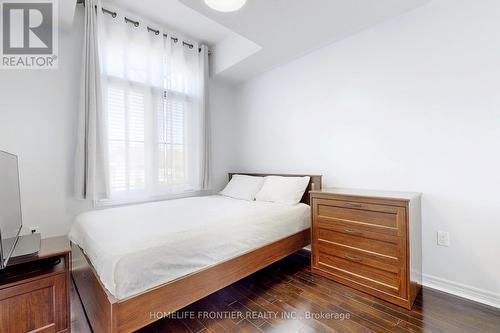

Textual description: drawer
[315,245,405,296]
[0,273,68,333]
[314,198,406,237]
[317,225,402,259]
[317,241,401,269]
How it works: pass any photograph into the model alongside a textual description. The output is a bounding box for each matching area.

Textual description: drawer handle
[344,229,362,236]
[345,255,363,263]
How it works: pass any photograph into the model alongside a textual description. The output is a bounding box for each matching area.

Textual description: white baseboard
[422,274,500,309]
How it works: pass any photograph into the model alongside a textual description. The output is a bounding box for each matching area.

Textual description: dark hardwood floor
[71,251,500,333]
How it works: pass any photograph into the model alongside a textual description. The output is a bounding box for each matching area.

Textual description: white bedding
[69,195,310,300]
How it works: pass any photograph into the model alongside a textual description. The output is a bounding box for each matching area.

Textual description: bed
[71,173,322,333]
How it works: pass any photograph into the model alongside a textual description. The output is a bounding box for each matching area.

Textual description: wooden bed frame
[72,173,322,333]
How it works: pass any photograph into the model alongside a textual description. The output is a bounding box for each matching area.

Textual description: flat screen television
[0,150,40,269]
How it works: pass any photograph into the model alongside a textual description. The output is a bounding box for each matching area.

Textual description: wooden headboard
[228,173,322,205]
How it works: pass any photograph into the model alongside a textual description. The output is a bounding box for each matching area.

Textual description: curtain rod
[76,0,206,52]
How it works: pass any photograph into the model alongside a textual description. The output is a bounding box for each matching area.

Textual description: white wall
[229,0,500,306]
[0,9,90,237]
[209,79,239,190]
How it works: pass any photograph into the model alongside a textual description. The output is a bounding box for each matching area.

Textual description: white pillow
[219,175,265,201]
[255,176,311,205]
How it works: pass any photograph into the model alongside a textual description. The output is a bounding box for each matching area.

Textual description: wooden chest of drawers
[310,188,422,309]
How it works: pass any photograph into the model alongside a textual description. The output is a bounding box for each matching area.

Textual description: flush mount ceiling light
[204,0,247,12]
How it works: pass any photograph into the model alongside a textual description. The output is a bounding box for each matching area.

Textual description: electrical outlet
[437,231,450,247]
[29,226,40,234]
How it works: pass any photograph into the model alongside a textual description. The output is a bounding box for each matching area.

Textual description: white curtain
[95,8,210,204]
[199,45,211,190]
[75,0,110,200]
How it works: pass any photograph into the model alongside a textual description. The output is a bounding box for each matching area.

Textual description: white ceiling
[104,0,430,82]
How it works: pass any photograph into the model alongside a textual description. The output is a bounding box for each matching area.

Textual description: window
[99,13,207,204]
[157,93,186,186]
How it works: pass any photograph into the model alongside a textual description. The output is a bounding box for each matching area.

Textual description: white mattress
[69,195,310,300]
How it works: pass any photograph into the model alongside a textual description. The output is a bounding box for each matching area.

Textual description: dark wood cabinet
[0,237,71,333]
[310,188,422,310]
